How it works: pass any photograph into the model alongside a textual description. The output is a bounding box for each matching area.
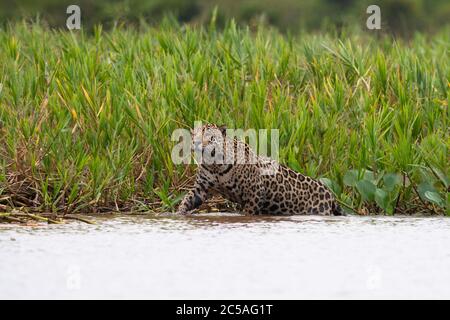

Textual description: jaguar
[176,124,343,216]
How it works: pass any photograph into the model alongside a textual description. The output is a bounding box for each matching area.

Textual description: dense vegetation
[0,21,448,215]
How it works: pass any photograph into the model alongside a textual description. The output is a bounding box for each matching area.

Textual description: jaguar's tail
[332,202,346,216]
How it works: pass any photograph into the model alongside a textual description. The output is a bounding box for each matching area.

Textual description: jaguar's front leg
[176,178,210,215]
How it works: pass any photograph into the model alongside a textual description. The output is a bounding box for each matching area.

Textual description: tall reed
[0,21,448,215]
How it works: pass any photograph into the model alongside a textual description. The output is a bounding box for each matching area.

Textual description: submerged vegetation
[0,20,448,217]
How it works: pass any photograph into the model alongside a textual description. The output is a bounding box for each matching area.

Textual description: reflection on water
[1,214,450,299]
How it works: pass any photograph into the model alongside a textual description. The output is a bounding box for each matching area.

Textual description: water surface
[1,214,450,299]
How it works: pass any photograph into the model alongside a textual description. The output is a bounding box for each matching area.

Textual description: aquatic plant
[0,21,448,216]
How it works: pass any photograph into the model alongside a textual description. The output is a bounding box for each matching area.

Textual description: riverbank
[0,22,448,216]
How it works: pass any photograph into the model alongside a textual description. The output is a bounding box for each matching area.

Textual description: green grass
[0,20,448,215]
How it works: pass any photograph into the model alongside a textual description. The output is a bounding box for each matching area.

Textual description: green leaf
[319,177,342,196]
[423,191,444,207]
[363,170,376,184]
[417,182,445,207]
[288,153,301,172]
[356,180,377,201]
[375,188,391,213]
[343,169,358,187]
[432,167,449,189]
[383,173,402,191]
[417,181,436,199]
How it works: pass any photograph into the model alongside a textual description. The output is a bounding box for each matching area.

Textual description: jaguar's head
[191,123,227,162]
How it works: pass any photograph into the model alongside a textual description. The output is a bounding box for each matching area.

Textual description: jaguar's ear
[218,124,227,136]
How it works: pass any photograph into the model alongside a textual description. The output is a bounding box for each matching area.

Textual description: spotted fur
[176,124,344,216]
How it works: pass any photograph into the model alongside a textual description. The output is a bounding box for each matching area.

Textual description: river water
[1,214,449,299]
